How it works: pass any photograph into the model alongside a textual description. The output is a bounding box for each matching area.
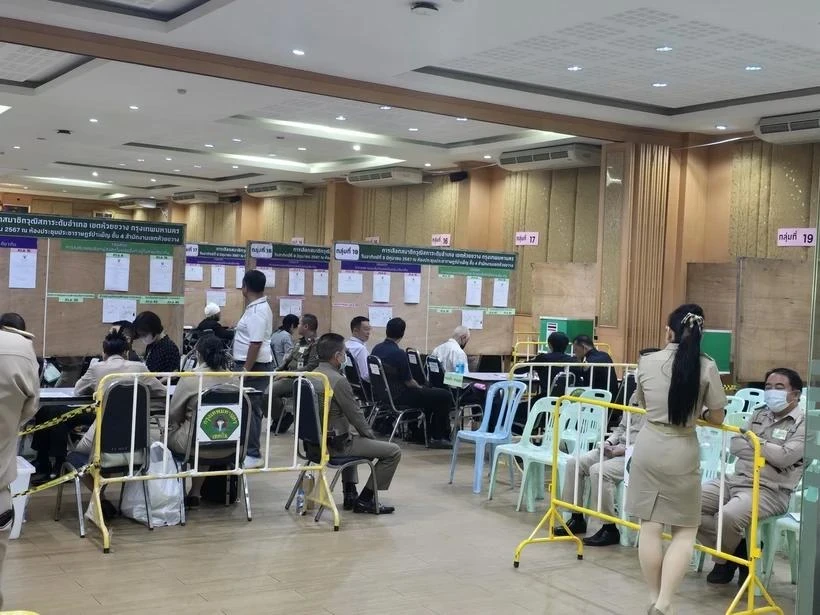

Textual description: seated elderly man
[698,367,805,585]
[430,326,470,372]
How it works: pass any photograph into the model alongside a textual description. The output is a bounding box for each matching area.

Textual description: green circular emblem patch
[200,406,240,441]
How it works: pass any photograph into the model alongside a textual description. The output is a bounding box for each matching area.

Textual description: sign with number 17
[777,228,816,247]
[515,231,539,246]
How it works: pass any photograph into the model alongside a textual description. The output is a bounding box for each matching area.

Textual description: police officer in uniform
[699,367,805,585]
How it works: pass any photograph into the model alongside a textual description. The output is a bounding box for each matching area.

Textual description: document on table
[210,265,226,289]
[288,268,305,296]
[280,297,303,317]
[8,247,37,289]
[257,268,276,288]
[312,270,329,296]
[185,264,204,282]
[368,305,393,328]
[465,276,483,306]
[206,290,227,307]
[102,297,137,323]
[372,272,391,303]
[337,271,363,294]
[461,309,484,330]
[104,253,130,292]
[235,266,245,289]
[404,272,421,304]
[149,255,173,293]
[492,278,510,308]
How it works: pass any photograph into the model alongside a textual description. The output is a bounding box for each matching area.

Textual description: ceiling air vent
[498,144,600,171]
[346,167,424,187]
[171,191,219,204]
[755,110,820,144]
[245,181,305,198]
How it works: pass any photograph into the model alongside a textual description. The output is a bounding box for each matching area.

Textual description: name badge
[771,428,789,440]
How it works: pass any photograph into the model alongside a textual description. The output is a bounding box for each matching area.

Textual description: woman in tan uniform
[626,304,726,615]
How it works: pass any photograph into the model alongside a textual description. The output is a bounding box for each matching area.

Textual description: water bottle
[296,486,305,515]
[455,361,466,374]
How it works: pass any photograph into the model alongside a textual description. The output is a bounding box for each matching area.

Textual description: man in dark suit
[572,335,620,399]
[531,332,579,397]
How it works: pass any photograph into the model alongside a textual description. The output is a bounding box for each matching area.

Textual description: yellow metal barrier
[85,370,335,553]
[511,395,784,615]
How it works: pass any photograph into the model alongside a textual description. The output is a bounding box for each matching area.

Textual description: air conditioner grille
[550,150,570,159]
[759,123,789,134]
[790,119,820,131]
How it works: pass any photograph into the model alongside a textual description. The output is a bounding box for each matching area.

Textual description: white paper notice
[312,270,329,296]
[372,272,391,303]
[337,271,363,294]
[206,290,227,307]
[149,255,173,293]
[465,276,483,306]
[288,269,305,296]
[258,268,276,288]
[102,297,137,323]
[210,265,226,289]
[403,272,421,304]
[185,264,204,282]
[104,253,130,292]
[8,248,37,289]
[368,306,393,328]
[280,297,303,317]
[235,266,245,289]
[492,278,510,308]
[461,309,484,330]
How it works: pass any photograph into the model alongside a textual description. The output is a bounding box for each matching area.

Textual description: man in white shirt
[430,326,470,372]
[232,269,274,468]
[345,316,372,384]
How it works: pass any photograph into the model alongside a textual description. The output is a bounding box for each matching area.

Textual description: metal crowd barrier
[511,395,785,615]
[87,370,334,553]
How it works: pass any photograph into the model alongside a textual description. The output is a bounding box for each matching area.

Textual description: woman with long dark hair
[626,304,727,615]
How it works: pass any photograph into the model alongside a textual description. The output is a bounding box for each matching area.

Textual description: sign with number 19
[777,228,816,247]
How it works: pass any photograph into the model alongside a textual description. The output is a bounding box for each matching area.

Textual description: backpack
[200,467,239,505]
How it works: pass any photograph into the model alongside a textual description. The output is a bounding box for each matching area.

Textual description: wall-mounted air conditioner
[499,143,601,172]
[347,167,424,187]
[117,199,157,210]
[245,181,305,198]
[172,191,219,204]
[755,111,820,144]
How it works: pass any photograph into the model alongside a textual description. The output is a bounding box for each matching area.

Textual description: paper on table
[149,255,173,293]
[288,268,305,295]
[8,248,37,289]
[185,264,204,282]
[403,272,421,304]
[104,253,130,292]
[461,309,484,330]
[280,297,303,317]
[211,265,226,289]
[258,268,275,288]
[102,297,137,323]
[492,278,509,308]
[206,290,227,307]
[337,271,363,294]
[312,270,329,296]
[235,266,245,289]
[372,272,391,303]
[465,276,483,306]
[368,305,393,328]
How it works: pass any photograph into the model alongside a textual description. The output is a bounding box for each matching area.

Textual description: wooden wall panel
[258,189,327,245]
[685,262,737,331]
[530,262,598,331]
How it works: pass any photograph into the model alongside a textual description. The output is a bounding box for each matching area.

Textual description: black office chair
[344,350,375,419]
[284,377,378,526]
[366,355,427,446]
[406,348,427,386]
[426,355,483,437]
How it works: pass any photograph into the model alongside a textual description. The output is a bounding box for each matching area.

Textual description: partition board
[183,243,246,327]
[247,241,332,333]
[736,257,812,383]
[530,262,598,332]
[686,262,738,331]
[0,213,185,357]
[330,242,517,355]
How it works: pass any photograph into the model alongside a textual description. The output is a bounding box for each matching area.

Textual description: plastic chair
[724,395,746,414]
[735,388,765,411]
[559,389,610,453]
[697,426,728,482]
[763,514,799,585]
[724,411,753,430]
[406,348,428,385]
[448,380,526,494]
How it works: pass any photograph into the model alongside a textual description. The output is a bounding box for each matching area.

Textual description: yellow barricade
[511,395,784,615]
[85,370,334,553]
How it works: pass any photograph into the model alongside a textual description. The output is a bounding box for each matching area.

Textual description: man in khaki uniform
[0,317,40,609]
[699,367,805,585]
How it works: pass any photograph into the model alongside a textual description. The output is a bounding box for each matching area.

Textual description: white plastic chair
[735,388,765,411]
[559,389,610,454]
[724,396,746,414]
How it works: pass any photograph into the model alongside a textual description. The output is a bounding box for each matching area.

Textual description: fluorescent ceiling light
[292,49,305,56]
[25,176,111,188]
[715,124,728,130]
[655,46,673,52]
[745,65,762,71]
[652,82,668,87]
[379,105,392,110]
[89,118,98,123]
[567,65,583,72]
[129,105,139,110]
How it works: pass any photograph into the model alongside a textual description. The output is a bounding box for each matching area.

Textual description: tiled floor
[4,439,798,614]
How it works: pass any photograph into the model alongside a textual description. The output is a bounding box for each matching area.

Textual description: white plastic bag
[120,442,183,527]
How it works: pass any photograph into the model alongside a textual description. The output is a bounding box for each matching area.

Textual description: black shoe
[583,526,621,547]
[735,539,749,587]
[353,499,395,515]
[343,491,358,511]
[554,516,587,537]
[707,562,738,584]
[427,439,453,449]
[184,496,200,508]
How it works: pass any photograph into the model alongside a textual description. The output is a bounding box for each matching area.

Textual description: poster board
[330,242,517,355]
[246,241,332,334]
[701,329,732,374]
[0,213,185,357]
[184,243,246,327]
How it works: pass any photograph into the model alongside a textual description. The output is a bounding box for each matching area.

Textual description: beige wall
[1,191,157,220]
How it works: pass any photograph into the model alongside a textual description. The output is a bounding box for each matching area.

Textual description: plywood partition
[530,262,598,332]
[735,257,812,383]
[686,262,738,331]
[0,237,47,352]
[183,243,246,327]
[246,241,332,334]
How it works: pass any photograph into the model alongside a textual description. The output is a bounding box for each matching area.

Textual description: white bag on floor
[120,442,183,527]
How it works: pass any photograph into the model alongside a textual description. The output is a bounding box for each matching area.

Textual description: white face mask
[764,389,790,412]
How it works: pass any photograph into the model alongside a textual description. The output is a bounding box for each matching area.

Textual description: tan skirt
[625,421,701,527]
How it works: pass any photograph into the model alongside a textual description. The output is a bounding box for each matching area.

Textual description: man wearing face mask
[313,333,401,514]
[698,367,805,586]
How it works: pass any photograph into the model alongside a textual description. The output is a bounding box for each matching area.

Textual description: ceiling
[1,0,820,199]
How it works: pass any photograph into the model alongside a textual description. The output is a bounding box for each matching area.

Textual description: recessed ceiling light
[456,117,468,121]
[292,49,305,56]
[483,155,493,159]
[194,164,202,168]
[379,105,392,110]
[408,127,419,132]
[297,147,307,151]
[137,158,145,162]
[715,124,728,130]
[745,65,762,71]
[655,46,673,52]
[567,65,583,72]
[204,144,214,148]
[165,157,173,161]
[12,145,20,149]
[424,163,432,167]
[23,186,28,190]
[232,138,242,142]
[268,153,277,157]
[91,171,99,177]
[652,82,668,87]
[336,115,346,121]
[129,105,139,110]
[150,178,157,182]
[89,118,98,123]
[118,163,126,166]
[173,169,181,172]
[352,144,361,151]
[61,190,67,193]
[232,165,239,169]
